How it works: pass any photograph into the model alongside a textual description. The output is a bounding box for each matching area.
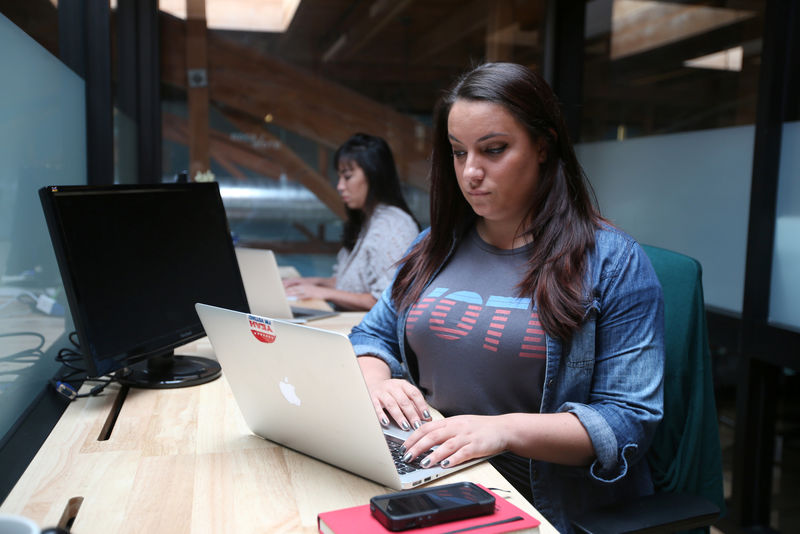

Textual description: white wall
[576,125,754,314]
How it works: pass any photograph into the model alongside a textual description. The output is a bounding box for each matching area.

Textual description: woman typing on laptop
[348,63,665,534]
[283,133,419,311]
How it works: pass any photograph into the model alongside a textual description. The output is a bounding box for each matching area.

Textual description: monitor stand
[116,351,221,389]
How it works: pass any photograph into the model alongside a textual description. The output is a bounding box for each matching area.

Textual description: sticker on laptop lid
[248,315,276,343]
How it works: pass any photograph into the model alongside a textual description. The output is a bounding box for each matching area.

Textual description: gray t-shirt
[405,227,547,417]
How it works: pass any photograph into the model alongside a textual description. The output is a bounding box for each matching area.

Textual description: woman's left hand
[400,415,510,469]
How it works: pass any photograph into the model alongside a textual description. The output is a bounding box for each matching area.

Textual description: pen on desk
[441,515,524,533]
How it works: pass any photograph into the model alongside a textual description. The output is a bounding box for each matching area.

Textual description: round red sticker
[248,315,276,343]
[251,329,276,343]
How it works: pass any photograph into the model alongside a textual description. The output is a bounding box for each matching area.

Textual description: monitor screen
[39,183,249,388]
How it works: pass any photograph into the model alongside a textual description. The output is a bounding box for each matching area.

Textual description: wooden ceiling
[1,0,547,120]
[156,0,549,206]
[213,0,547,116]
[2,0,766,128]
[2,0,767,187]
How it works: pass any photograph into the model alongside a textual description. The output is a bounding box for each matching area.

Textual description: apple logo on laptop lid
[279,377,301,406]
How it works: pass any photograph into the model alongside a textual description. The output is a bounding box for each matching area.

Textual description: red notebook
[317,485,540,534]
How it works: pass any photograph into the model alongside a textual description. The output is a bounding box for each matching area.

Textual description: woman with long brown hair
[349,63,665,532]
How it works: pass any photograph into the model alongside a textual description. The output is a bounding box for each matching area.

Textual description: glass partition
[769,120,800,330]
[578,0,764,314]
[0,13,86,441]
[577,125,753,313]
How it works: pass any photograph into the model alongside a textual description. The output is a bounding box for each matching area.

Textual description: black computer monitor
[39,183,249,388]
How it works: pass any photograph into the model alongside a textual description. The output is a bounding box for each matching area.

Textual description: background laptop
[195,303,486,490]
[234,247,337,323]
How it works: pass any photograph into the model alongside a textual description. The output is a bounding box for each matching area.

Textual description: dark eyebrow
[448,132,509,144]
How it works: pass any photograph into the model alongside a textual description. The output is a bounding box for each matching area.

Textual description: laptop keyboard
[385,435,434,474]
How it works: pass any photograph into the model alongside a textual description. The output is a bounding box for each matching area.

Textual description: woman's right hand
[283,276,334,289]
[282,276,305,288]
[358,356,431,431]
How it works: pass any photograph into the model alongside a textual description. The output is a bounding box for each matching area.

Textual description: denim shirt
[349,224,665,533]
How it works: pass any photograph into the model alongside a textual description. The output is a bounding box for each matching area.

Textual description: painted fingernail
[440,459,450,468]
[423,410,431,419]
[413,420,422,429]
[401,421,411,431]
[420,457,431,468]
[399,445,406,455]
[380,417,389,426]
[402,452,413,463]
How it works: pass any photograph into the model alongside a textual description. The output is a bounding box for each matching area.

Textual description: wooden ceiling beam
[186,0,211,178]
[603,16,761,80]
[222,112,346,220]
[610,2,756,60]
[321,0,415,63]
[410,0,487,64]
[486,0,514,62]
[161,13,431,191]
[162,112,346,220]
[164,112,281,177]
[211,152,248,180]
[314,63,453,84]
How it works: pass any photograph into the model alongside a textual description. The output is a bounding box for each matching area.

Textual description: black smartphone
[369,481,495,531]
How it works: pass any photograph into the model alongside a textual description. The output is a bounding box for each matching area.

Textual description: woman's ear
[537,138,548,164]
[538,128,557,164]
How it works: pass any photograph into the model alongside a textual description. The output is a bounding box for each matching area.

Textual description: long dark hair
[334,133,418,250]
[391,63,602,340]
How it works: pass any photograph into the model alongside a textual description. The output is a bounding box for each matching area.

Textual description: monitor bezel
[38,182,248,384]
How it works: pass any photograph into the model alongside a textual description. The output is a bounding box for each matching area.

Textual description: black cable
[50,331,115,401]
[0,331,109,401]
[55,347,85,373]
[68,331,80,348]
[0,331,110,401]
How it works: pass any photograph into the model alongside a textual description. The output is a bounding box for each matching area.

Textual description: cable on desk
[50,331,114,401]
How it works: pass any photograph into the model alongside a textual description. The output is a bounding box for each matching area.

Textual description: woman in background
[284,133,419,311]
[349,63,664,532]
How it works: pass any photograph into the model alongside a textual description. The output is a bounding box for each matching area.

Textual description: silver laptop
[234,247,337,323]
[195,303,486,490]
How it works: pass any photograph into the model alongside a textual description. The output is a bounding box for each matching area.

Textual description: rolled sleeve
[560,402,623,481]
[555,237,665,483]
[590,241,663,480]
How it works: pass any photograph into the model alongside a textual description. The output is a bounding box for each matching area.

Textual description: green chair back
[641,244,726,519]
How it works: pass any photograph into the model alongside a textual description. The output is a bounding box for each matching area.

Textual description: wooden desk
[0,314,555,533]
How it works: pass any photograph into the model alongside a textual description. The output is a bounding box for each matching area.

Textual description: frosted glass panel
[0,14,86,280]
[0,14,85,440]
[576,125,754,313]
[769,121,800,330]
